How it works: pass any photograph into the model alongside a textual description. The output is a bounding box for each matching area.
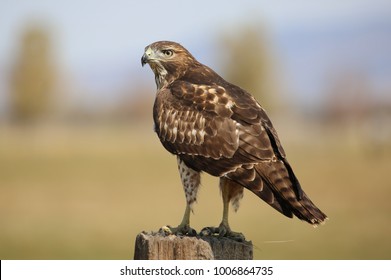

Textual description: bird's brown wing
[220,83,326,223]
[154,81,240,161]
[154,79,326,224]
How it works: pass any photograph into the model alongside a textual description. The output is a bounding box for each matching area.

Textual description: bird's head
[141,41,197,88]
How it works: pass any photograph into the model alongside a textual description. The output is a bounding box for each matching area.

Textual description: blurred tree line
[10,25,56,123]
[5,22,391,152]
[6,23,281,123]
[218,25,280,112]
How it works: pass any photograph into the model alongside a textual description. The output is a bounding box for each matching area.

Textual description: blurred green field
[0,122,390,259]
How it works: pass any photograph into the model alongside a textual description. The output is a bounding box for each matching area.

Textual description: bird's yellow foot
[159,224,197,237]
[200,225,245,242]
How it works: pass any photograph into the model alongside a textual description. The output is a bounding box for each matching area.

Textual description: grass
[0,122,390,259]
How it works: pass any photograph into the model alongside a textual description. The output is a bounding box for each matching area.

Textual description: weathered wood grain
[134,232,253,260]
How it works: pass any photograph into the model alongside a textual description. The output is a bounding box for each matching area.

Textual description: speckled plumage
[142,41,327,231]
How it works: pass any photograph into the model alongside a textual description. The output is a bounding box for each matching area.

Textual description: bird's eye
[162,49,173,57]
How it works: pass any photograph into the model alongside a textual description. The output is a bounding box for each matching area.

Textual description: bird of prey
[141,41,327,239]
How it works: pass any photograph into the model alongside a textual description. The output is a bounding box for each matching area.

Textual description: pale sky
[1,0,389,66]
[0,0,390,110]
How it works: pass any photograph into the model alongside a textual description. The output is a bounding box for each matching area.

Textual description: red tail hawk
[141,41,327,239]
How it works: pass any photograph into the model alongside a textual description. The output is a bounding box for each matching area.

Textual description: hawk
[141,41,327,239]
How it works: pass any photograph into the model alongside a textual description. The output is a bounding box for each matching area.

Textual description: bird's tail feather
[228,160,327,225]
[255,160,327,225]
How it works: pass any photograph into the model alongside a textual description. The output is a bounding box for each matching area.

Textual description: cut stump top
[134,232,253,260]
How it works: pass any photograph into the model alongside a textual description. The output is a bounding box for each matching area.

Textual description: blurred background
[0,0,390,259]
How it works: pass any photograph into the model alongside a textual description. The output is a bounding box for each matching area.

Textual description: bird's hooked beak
[141,47,154,67]
[141,53,148,67]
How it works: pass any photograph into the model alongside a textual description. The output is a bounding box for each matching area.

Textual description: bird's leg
[218,186,232,236]
[201,178,245,241]
[179,203,191,228]
[163,203,197,236]
[161,158,199,236]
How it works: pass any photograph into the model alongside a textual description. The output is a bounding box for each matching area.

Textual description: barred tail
[227,159,327,225]
[255,159,327,225]
[288,191,327,225]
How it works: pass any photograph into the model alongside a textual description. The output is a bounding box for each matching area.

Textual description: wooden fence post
[134,232,253,260]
